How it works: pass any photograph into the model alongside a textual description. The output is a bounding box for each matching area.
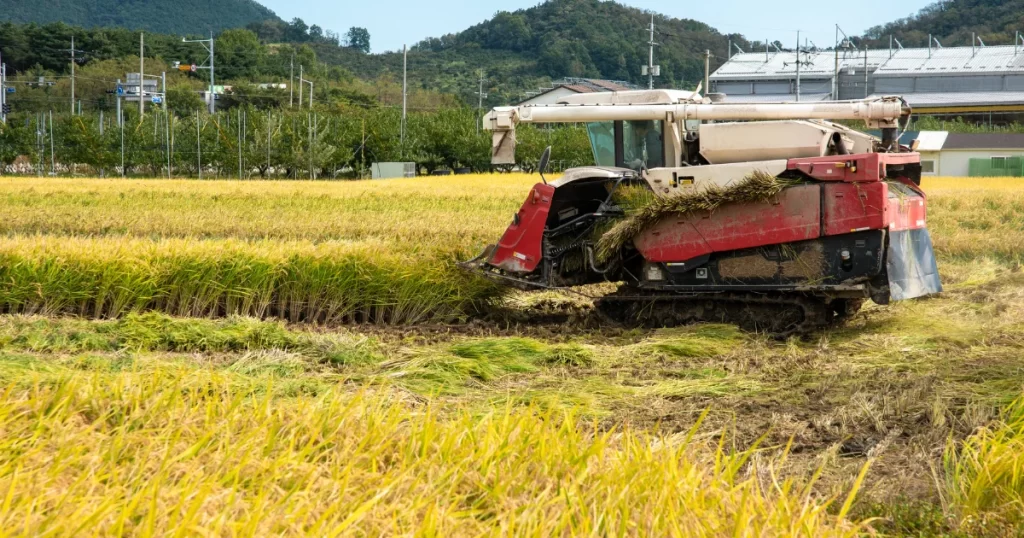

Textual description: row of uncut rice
[1,175,1022,260]
[0,236,501,324]
[923,177,1024,262]
[0,175,537,247]
[0,175,1021,323]
[0,368,870,536]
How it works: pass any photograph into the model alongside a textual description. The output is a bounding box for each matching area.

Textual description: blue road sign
[116,86,124,96]
[151,96,163,104]
[5,87,14,93]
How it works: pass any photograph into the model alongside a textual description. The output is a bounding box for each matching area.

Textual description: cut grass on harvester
[596,171,792,261]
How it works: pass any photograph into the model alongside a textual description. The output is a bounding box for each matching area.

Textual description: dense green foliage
[0,0,279,35]
[418,0,741,86]
[0,22,450,116]
[862,0,1024,47]
[249,0,752,104]
[0,0,747,108]
[0,22,336,84]
[0,107,593,176]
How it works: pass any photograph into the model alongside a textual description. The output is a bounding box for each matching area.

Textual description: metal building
[710,44,1024,120]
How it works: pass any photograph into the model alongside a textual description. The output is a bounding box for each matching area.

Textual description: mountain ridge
[0,0,280,35]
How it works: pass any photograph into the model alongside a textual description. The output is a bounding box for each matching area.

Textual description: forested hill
[412,0,746,89]
[862,0,1024,47]
[0,0,280,35]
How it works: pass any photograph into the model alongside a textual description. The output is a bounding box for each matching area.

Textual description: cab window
[586,122,616,167]
[585,120,665,171]
[622,120,664,170]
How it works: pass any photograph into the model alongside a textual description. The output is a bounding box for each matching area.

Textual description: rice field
[0,174,1022,323]
[1,173,1024,535]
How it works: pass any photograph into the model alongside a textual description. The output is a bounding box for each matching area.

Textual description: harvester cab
[467,90,942,335]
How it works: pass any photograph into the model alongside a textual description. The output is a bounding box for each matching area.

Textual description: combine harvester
[466,90,942,335]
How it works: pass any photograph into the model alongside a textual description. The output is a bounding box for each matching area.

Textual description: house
[910,131,1024,176]
[517,78,639,106]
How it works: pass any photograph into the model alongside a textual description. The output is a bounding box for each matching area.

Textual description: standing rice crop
[0,236,502,324]
[944,395,1024,533]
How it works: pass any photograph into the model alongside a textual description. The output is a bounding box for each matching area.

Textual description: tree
[486,12,532,52]
[215,29,264,80]
[0,120,33,169]
[167,86,205,117]
[287,18,309,42]
[345,27,371,54]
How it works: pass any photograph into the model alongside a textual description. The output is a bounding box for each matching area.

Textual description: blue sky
[257,0,936,54]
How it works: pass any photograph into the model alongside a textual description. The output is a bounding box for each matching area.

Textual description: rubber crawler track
[595,288,863,338]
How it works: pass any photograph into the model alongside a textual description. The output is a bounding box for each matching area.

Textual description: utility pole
[68,36,83,115]
[196,110,202,179]
[0,51,6,124]
[297,66,313,109]
[115,78,122,127]
[120,104,125,177]
[401,44,407,153]
[49,110,55,175]
[209,32,215,114]
[864,46,869,99]
[795,31,801,102]
[785,31,811,102]
[703,50,711,95]
[289,53,294,108]
[182,33,216,113]
[162,71,169,178]
[139,33,145,117]
[644,15,659,90]
[475,71,488,134]
[834,25,854,100]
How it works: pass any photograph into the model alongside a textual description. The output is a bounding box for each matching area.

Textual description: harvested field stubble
[0,368,872,536]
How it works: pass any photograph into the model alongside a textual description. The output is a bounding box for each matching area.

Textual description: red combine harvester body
[469,92,942,334]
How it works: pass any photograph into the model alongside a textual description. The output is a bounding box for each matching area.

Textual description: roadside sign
[5,87,14,94]
[151,96,163,104]
[191,64,198,73]
[116,85,124,96]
